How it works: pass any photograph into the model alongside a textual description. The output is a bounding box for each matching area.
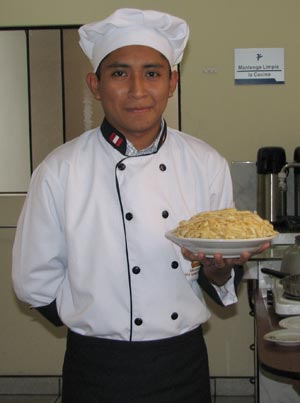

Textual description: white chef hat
[78,8,190,71]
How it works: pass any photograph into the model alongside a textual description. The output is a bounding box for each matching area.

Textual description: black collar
[100,118,167,156]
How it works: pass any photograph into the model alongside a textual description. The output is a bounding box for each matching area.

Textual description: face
[86,45,178,149]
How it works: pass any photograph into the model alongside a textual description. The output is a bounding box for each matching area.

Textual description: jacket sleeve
[197,265,244,306]
[12,161,67,324]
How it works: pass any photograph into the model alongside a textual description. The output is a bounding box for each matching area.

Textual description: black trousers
[62,326,211,403]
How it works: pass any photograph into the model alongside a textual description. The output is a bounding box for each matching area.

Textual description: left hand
[181,242,270,286]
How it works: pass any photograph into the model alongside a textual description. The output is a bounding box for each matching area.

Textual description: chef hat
[78,8,190,71]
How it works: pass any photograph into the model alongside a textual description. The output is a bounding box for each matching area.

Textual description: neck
[101,118,167,156]
[126,131,160,150]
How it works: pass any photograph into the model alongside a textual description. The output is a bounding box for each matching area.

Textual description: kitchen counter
[250,232,300,262]
[255,290,300,378]
[250,245,286,261]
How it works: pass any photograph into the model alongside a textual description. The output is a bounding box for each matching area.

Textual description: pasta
[172,208,278,239]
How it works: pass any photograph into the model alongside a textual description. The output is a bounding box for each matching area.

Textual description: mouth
[126,106,152,113]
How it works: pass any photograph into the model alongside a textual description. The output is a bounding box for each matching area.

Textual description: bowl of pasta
[165,208,278,258]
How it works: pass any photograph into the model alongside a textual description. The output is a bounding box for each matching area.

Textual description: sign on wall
[234,48,284,85]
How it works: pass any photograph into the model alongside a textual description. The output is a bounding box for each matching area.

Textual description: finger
[197,251,206,260]
[213,253,226,268]
[181,247,198,261]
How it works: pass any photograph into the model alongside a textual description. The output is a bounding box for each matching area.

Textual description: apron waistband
[67,325,203,351]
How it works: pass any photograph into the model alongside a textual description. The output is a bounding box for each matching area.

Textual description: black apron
[62,326,211,403]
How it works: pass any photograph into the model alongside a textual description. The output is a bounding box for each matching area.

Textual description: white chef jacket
[12,123,237,341]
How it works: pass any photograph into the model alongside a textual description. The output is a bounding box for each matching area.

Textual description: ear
[168,70,179,98]
[86,73,101,100]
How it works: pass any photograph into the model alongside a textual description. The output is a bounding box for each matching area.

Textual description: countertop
[255,290,300,378]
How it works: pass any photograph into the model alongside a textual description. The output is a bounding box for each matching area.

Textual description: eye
[112,70,127,77]
[146,71,160,78]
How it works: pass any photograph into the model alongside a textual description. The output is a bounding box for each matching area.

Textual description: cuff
[211,270,237,306]
[197,265,244,306]
[34,300,64,327]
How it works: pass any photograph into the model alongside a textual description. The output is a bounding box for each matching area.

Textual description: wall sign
[234,48,284,85]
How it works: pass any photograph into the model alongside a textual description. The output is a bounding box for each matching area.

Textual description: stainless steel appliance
[256,147,287,226]
[294,147,300,216]
[261,267,300,315]
[276,149,300,230]
[269,276,300,316]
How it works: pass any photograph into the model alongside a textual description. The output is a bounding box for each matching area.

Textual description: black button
[171,312,178,320]
[171,261,179,269]
[135,318,143,326]
[132,266,141,274]
[162,210,169,219]
[159,164,166,171]
[118,162,126,170]
[125,212,133,220]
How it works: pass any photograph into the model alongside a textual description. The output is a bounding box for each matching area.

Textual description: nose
[129,74,147,98]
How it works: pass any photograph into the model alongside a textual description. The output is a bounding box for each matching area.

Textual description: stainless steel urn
[294,147,300,217]
[256,147,287,224]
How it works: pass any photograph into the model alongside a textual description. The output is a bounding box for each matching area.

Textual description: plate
[279,316,300,330]
[263,329,300,345]
[165,231,277,258]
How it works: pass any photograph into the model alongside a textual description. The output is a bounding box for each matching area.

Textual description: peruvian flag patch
[109,132,124,147]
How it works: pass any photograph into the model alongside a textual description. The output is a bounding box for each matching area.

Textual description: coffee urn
[256,147,287,225]
[294,146,300,217]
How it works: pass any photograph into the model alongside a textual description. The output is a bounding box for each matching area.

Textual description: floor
[0,397,255,402]
[0,376,256,402]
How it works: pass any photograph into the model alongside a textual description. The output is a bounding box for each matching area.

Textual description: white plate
[279,316,300,330]
[165,231,277,258]
[263,329,300,345]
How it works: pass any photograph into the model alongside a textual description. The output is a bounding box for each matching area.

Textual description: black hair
[95,51,173,80]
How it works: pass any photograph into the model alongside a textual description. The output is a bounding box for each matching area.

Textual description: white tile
[215,377,254,396]
[216,397,254,403]
[0,397,57,402]
[0,377,60,395]
[210,378,216,395]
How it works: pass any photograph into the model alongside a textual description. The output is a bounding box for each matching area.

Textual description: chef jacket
[12,121,240,342]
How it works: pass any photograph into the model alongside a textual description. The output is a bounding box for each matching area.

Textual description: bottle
[280,235,300,275]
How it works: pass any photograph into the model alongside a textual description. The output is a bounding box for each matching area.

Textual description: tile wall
[230,160,294,215]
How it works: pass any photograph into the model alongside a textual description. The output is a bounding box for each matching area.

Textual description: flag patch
[109,133,124,147]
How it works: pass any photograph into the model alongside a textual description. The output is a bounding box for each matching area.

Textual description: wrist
[203,265,233,286]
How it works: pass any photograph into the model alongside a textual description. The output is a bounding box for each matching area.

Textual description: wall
[2,0,300,163]
[1,0,300,378]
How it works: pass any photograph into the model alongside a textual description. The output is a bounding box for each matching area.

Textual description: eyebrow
[106,62,165,69]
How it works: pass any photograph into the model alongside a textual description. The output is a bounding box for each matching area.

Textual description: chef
[12,8,269,403]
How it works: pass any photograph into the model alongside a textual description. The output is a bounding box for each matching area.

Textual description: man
[12,8,268,403]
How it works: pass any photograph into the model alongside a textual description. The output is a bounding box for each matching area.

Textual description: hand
[181,242,270,286]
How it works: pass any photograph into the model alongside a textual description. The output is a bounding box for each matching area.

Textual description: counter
[255,290,300,378]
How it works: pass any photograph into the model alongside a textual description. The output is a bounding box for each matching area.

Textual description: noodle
[172,208,277,239]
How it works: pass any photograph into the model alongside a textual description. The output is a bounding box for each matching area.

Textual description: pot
[261,268,300,299]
